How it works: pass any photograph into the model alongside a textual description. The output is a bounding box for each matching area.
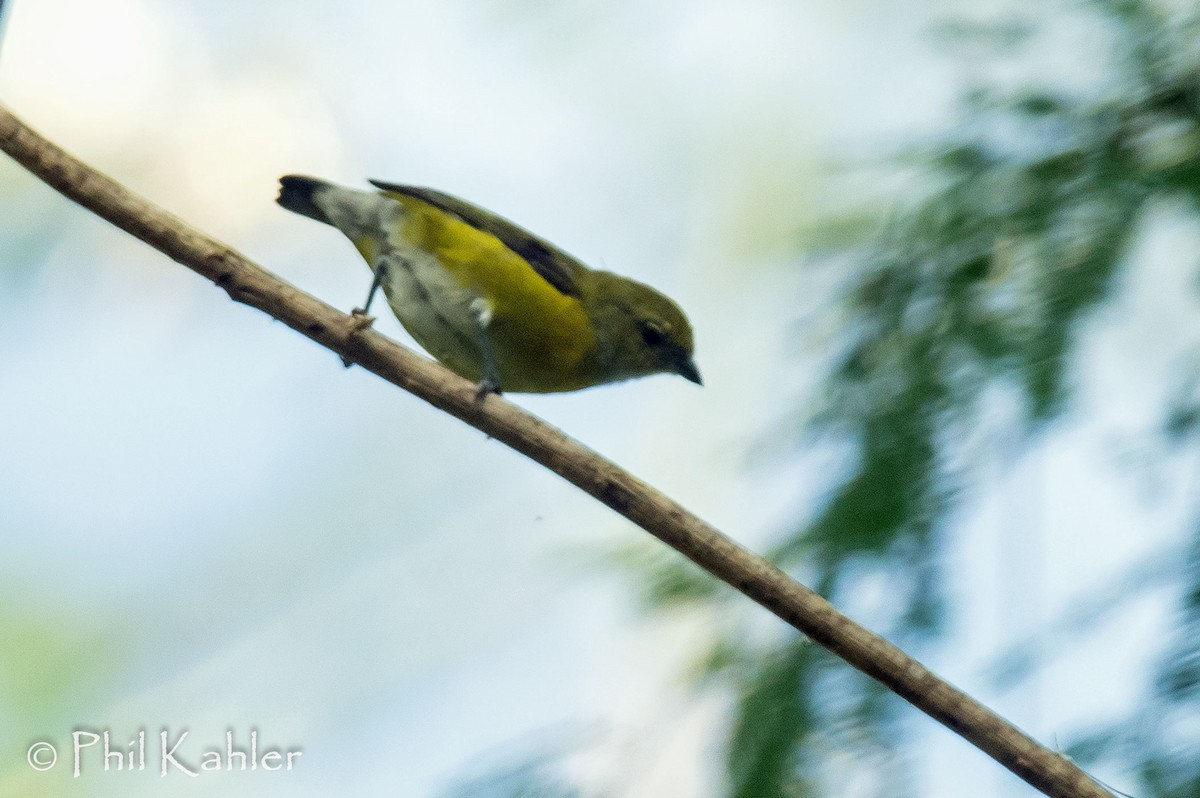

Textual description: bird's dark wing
[370,180,583,297]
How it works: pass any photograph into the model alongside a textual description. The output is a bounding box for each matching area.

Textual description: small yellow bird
[277,176,701,396]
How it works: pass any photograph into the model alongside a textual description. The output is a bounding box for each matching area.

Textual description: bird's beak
[677,356,703,386]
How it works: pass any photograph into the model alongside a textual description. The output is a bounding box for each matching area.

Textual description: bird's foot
[341,309,377,368]
[349,308,376,330]
[475,378,502,402]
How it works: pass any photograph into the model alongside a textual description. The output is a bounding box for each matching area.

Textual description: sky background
[0,0,1194,796]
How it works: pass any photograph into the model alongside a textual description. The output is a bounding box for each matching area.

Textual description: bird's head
[585,271,701,386]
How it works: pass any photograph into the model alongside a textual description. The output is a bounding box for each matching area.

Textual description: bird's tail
[277,174,335,225]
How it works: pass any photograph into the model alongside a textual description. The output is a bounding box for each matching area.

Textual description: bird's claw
[349,308,376,331]
[341,309,377,368]
[475,378,502,402]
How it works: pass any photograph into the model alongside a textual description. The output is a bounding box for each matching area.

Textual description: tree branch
[0,104,1110,798]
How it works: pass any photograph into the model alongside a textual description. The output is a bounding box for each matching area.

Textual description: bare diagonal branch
[0,104,1110,798]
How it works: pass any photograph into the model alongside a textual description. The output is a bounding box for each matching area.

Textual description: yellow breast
[378,195,599,392]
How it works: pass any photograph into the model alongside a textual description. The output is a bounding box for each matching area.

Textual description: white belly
[378,247,485,378]
[310,183,488,378]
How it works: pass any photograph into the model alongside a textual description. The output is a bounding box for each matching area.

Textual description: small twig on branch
[0,104,1111,798]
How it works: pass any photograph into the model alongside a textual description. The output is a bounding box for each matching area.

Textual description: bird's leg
[344,262,388,367]
[469,297,502,400]
[351,261,388,328]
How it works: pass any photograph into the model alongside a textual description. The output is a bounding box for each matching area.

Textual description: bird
[276,175,700,396]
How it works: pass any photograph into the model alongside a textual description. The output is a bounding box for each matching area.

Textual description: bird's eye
[639,321,666,347]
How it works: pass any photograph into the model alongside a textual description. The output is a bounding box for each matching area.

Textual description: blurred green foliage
[618,1,1200,795]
